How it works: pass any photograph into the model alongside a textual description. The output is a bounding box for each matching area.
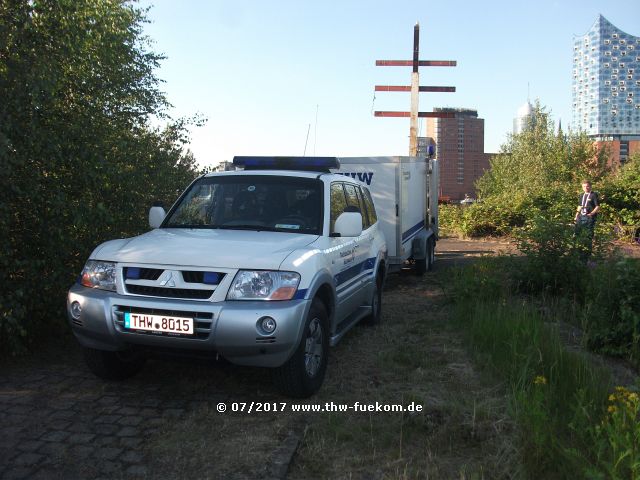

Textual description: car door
[340,183,370,305]
[355,185,377,294]
[329,182,365,322]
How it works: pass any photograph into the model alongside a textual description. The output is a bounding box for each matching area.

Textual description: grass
[289,272,523,479]
[451,254,640,479]
[142,242,640,479]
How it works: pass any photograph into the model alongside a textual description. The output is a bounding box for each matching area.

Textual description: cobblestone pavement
[0,347,276,480]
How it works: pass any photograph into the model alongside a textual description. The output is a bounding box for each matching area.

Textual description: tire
[427,238,435,272]
[83,347,146,381]
[363,273,383,325]
[415,239,431,276]
[272,300,329,398]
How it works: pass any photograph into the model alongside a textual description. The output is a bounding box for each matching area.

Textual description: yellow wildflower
[534,375,547,385]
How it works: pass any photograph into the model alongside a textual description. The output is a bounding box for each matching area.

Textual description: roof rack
[232,156,340,173]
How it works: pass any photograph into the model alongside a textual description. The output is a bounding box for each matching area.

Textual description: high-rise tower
[513,101,534,135]
[426,108,490,201]
[572,15,640,163]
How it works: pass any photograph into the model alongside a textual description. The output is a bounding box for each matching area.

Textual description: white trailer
[333,156,439,274]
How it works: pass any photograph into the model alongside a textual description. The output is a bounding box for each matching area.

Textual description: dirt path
[288,238,519,479]
[0,239,518,480]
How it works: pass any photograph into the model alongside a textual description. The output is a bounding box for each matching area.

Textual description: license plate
[124,312,194,335]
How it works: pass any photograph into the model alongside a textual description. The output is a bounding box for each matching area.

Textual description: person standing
[574,180,600,259]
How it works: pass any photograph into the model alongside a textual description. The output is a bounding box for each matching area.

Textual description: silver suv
[67,157,387,397]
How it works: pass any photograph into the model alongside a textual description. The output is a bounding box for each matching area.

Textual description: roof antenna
[313,104,319,156]
[303,123,311,156]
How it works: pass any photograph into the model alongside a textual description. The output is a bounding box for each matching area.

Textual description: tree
[600,152,640,241]
[0,0,201,354]
[456,103,611,237]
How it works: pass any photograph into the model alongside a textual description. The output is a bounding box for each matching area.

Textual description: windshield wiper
[163,224,211,229]
[215,224,279,232]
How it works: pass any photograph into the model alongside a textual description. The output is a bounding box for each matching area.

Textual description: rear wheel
[427,238,435,271]
[83,347,146,380]
[415,239,431,275]
[272,300,329,398]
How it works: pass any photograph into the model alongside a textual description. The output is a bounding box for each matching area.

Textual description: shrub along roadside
[0,1,203,356]
[439,102,640,242]
[449,257,640,479]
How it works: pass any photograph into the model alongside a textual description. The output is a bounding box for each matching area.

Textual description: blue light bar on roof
[233,156,340,173]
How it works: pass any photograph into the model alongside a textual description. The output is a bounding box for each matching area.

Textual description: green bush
[437,204,464,237]
[599,153,640,242]
[586,386,640,480]
[451,257,640,478]
[0,1,202,355]
[512,214,593,296]
[583,258,640,367]
[439,201,526,238]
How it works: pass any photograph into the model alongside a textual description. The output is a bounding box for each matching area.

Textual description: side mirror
[334,211,362,238]
[149,204,166,229]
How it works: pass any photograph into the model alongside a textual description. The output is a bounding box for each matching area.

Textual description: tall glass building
[572,15,640,161]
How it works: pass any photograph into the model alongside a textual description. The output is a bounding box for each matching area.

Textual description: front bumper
[67,283,311,368]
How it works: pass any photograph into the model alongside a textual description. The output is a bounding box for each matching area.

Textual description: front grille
[182,271,225,284]
[113,306,214,340]
[126,285,213,300]
[123,267,162,280]
[182,271,205,283]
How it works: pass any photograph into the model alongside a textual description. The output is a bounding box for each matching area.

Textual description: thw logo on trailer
[336,172,374,186]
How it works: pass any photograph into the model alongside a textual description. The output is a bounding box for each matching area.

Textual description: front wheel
[363,273,383,325]
[272,300,329,398]
[83,347,146,381]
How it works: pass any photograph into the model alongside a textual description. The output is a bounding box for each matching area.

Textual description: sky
[139,0,640,168]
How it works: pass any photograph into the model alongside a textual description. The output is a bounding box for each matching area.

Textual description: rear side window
[356,186,372,229]
[330,183,347,233]
[362,187,377,225]
[343,184,360,210]
[344,183,369,230]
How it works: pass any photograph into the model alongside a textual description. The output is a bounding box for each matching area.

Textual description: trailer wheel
[427,238,435,271]
[415,239,429,276]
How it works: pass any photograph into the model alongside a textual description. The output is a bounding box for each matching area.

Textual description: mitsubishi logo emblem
[159,271,176,287]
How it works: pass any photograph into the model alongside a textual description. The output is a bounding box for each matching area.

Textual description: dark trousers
[575,215,596,260]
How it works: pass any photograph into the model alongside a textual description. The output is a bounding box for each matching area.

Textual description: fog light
[70,301,82,320]
[258,316,277,335]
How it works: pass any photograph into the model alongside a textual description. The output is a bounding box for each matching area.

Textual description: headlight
[80,260,117,291]
[227,271,300,301]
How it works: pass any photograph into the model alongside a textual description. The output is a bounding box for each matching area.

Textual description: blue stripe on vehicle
[294,289,308,300]
[335,257,377,287]
[401,220,425,244]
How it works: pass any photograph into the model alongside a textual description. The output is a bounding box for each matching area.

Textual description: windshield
[163,175,323,235]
